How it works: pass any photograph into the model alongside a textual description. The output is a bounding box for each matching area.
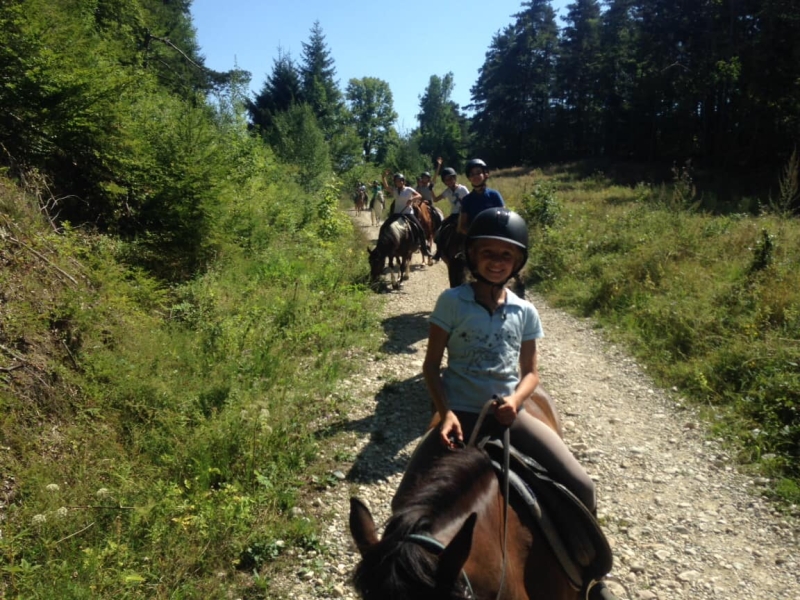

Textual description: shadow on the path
[345,371,431,485]
[313,371,431,486]
[379,311,430,354]
[311,307,434,487]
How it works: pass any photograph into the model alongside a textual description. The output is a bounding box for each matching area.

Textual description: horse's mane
[378,218,405,248]
[352,448,494,600]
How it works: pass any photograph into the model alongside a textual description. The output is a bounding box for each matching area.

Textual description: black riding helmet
[465,158,488,176]
[465,208,529,280]
[393,173,405,183]
[441,167,457,179]
[420,171,431,179]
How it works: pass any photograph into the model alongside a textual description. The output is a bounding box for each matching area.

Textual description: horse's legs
[392,257,402,289]
[447,258,466,288]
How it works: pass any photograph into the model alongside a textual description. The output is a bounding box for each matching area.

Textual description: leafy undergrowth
[0,175,380,598]
[496,163,800,505]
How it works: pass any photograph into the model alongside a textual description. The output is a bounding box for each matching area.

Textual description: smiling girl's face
[470,238,523,284]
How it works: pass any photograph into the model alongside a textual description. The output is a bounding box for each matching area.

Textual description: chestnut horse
[354,189,367,215]
[349,390,582,600]
[412,201,441,266]
[368,217,420,290]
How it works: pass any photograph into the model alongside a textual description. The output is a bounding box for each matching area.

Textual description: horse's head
[349,497,477,600]
[367,246,385,284]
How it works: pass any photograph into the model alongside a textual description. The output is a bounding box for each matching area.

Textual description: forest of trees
[469,0,800,171]
[3,0,800,255]
[245,0,800,191]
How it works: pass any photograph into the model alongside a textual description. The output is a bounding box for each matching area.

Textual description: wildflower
[32,514,47,525]
[45,483,60,493]
[56,507,69,519]
[96,488,110,498]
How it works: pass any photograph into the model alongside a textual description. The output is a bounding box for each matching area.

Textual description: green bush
[497,166,800,502]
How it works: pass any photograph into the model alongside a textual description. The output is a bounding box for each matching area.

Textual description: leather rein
[405,398,511,600]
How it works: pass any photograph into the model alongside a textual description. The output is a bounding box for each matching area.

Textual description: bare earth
[270,209,800,600]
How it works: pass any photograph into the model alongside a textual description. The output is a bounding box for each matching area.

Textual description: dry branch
[0,228,78,285]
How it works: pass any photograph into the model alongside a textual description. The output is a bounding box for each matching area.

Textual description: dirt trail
[272,209,799,600]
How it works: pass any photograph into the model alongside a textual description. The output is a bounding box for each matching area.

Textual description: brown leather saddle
[479,437,613,592]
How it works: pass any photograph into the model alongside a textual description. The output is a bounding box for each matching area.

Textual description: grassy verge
[494,163,800,505]
[0,172,380,597]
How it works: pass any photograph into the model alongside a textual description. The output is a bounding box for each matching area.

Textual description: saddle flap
[481,439,613,587]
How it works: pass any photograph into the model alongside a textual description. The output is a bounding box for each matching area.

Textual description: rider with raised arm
[381,170,433,259]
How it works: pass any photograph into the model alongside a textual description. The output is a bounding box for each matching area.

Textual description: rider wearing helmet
[433,157,470,214]
[415,159,441,207]
[431,157,470,261]
[381,169,433,258]
[458,158,505,235]
[395,208,597,545]
[464,207,528,285]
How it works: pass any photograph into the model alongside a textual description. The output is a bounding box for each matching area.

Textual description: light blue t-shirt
[430,284,543,413]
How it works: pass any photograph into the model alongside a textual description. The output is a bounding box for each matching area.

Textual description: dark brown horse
[437,216,467,287]
[349,390,581,600]
[368,217,420,290]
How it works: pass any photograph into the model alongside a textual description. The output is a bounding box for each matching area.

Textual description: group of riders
[353,158,619,600]
[357,156,501,270]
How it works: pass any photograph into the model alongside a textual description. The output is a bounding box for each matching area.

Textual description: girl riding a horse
[381,170,434,259]
[432,161,470,263]
[384,208,617,599]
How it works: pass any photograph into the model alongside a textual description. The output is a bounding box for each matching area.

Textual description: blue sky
[191,0,570,133]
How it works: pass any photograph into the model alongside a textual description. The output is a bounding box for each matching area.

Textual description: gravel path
[271,210,800,600]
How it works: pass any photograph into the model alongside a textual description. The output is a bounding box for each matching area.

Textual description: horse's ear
[349,497,379,556]
[436,512,476,587]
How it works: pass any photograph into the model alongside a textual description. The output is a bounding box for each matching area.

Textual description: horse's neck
[428,467,500,541]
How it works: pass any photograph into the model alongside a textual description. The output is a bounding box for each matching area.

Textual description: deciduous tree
[345,77,397,162]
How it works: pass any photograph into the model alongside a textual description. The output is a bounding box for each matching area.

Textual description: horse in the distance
[368,218,420,290]
[369,191,385,227]
[350,389,608,600]
[354,189,367,215]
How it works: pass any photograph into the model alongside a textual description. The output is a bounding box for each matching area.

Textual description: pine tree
[557,0,603,157]
[299,21,345,138]
[248,49,302,137]
[469,1,559,166]
[417,73,464,167]
[597,0,638,158]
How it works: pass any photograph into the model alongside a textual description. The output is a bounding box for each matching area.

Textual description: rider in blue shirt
[458,158,505,235]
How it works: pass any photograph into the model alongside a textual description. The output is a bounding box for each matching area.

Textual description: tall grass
[494,164,800,504]
[0,160,377,597]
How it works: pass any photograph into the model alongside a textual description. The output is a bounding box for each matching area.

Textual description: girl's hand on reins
[439,410,463,449]
[493,395,518,427]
